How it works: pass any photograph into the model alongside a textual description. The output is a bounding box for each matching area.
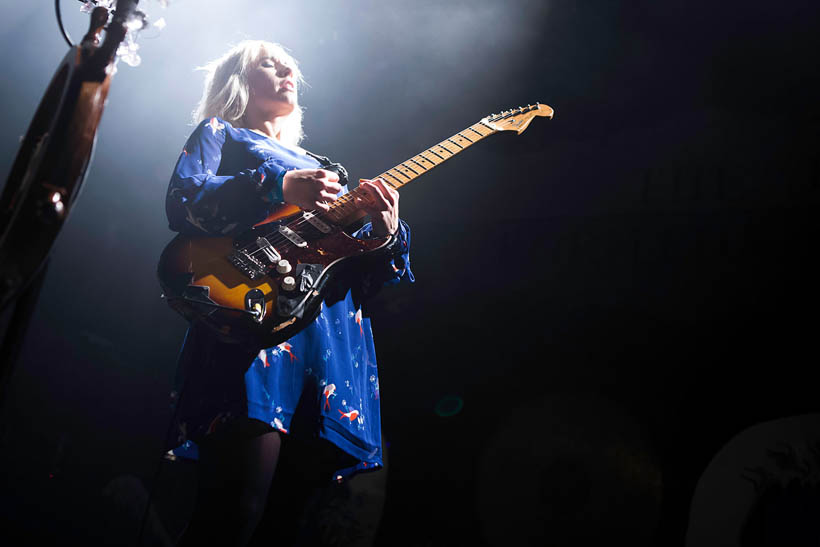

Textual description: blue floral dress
[165,117,413,479]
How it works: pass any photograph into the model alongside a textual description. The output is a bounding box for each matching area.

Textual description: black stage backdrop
[1,1,819,546]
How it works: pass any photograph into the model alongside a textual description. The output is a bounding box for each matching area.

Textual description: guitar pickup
[303,212,332,234]
[279,225,307,247]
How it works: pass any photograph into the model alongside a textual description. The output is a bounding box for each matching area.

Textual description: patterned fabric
[165,117,413,479]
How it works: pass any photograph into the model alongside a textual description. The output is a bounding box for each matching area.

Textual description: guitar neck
[323,119,498,227]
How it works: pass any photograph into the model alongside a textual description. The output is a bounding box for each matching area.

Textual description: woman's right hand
[282,168,342,211]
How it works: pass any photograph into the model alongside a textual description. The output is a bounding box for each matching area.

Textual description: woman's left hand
[355,178,399,237]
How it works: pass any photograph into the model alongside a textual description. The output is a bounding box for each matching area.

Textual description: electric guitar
[157,103,554,348]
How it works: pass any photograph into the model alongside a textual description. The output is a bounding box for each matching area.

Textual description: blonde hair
[193,40,306,146]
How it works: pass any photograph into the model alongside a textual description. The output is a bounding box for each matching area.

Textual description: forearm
[165,118,289,236]
[166,162,286,236]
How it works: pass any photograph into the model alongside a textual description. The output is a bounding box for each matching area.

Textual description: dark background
[2,1,819,545]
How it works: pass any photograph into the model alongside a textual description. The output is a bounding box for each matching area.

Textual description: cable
[55,0,74,48]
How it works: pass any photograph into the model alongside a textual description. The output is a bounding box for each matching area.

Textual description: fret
[331,194,355,211]
[377,177,398,189]
[382,172,404,186]
[326,203,346,221]
[310,104,554,230]
[409,158,427,171]
[396,166,416,178]
[389,168,411,182]
[419,152,440,164]
[428,148,446,161]
[402,160,419,176]
[336,122,481,216]
[341,117,496,215]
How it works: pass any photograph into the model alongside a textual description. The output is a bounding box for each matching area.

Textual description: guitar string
[242,166,410,259]
[242,174,405,261]
[241,139,475,259]
[242,185,370,258]
[242,117,503,256]
[239,123,495,261]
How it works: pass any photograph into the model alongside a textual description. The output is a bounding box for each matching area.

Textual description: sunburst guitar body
[158,103,554,349]
[158,204,390,348]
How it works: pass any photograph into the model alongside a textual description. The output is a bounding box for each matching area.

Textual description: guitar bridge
[228,237,282,280]
[228,249,266,280]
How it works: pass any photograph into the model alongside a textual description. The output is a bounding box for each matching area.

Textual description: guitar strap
[305,151,349,187]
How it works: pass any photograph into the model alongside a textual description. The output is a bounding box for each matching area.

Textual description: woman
[165,40,412,546]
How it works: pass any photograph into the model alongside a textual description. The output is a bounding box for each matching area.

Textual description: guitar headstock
[482,103,554,134]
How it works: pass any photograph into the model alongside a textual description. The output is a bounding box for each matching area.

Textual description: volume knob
[281,276,296,291]
[276,259,292,274]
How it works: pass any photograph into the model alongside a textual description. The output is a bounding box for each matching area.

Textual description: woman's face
[246,54,297,117]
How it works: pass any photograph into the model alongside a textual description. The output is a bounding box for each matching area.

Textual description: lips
[281,81,295,92]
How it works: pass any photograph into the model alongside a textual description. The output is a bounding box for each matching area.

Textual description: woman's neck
[242,118,284,141]
[242,104,289,141]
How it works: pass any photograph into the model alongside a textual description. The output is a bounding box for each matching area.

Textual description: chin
[263,99,296,117]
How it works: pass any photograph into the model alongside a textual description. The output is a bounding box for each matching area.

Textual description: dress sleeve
[165,117,289,236]
[352,219,415,286]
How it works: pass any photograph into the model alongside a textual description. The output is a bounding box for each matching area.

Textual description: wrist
[370,215,399,237]
[260,166,287,203]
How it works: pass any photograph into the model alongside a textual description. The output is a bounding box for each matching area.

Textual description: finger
[372,178,397,206]
[314,200,331,212]
[322,181,343,195]
[362,178,394,200]
[353,184,378,212]
[319,190,339,202]
[357,181,378,204]
[318,169,340,183]
[363,180,391,211]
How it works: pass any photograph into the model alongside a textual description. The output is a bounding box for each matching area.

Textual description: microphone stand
[0,0,140,414]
